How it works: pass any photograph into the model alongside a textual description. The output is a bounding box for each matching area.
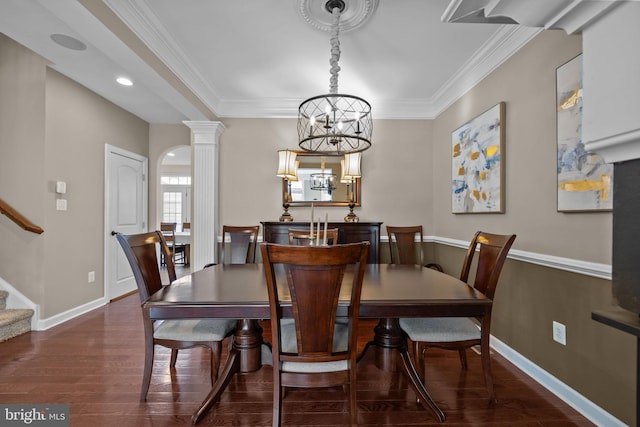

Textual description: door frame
[104,144,148,301]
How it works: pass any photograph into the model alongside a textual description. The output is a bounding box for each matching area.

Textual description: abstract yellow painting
[451,102,505,213]
[556,54,613,211]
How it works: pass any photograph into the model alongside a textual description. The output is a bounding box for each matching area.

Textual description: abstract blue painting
[451,102,505,213]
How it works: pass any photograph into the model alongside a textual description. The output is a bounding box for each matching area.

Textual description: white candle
[316,220,321,246]
[323,213,328,245]
[310,203,314,238]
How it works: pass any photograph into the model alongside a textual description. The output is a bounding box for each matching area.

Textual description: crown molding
[104,0,545,120]
[103,0,222,115]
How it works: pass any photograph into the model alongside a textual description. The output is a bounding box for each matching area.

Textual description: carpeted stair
[0,290,34,342]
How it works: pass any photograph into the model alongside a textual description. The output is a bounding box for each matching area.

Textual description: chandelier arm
[329,7,341,94]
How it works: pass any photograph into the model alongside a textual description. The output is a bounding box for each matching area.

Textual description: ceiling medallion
[297,0,379,33]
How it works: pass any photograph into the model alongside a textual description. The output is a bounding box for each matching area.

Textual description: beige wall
[432,30,632,425]
[42,69,148,317]
[433,30,611,264]
[0,34,47,306]
[215,118,433,231]
[0,33,149,318]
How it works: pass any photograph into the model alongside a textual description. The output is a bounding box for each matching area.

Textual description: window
[161,175,191,230]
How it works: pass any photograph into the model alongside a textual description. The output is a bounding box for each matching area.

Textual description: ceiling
[0,0,619,124]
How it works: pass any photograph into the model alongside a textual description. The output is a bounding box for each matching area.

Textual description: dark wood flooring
[0,274,595,426]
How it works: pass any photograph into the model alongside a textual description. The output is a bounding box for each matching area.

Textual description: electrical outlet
[88,271,95,283]
[552,321,566,345]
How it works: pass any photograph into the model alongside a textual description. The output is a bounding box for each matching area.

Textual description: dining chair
[160,222,186,264]
[220,225,260,264]
[386,225,443,271]
[288,228,339,246]
[399,231,516,403]
[261,241,370,427]
[116,231,236,401]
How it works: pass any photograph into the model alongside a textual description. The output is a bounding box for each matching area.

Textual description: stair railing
[0,198,44,234]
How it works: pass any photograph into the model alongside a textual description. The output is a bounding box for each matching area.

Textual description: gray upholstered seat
[399,317,480,343]
[154,318,236,342]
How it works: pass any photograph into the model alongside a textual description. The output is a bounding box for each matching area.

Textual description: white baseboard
[490,335,627,427]
[36,297,108,331]
[0,276,108,331]
[0,276,40,331]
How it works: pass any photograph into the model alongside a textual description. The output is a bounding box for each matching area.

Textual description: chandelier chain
[329,7,341,94]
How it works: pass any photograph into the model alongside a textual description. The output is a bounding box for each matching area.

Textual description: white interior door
[105,145,148,300]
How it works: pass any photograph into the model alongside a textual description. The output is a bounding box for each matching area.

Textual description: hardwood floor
[0,284,595,426]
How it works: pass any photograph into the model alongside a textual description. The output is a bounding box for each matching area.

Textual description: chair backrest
[460,231,516,299]
[387,225,423,265]
[182,222,190,230]
[261,242,369,364]
[116,231,176,304]
[160,222,177,246]
[221,225,260,264]
[288,228,339,246]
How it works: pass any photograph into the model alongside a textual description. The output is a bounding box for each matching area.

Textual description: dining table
[144,262,492,424]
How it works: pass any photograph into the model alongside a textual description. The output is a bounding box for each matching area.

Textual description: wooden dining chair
[288,228,339,246]
[116,231,236,401]
[160,222,186,264]
[261,242,370,427]
[220,225,260,264]
[399,231,516,403]
[387,225,443,271]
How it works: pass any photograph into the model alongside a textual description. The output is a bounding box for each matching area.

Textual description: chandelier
[297,0,372,154]
[310,156,337,192]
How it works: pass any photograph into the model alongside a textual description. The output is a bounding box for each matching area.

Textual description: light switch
[55,181,67,194]
[56,199,67,211]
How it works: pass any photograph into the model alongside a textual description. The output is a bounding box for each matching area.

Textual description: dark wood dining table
[144,263,492,424]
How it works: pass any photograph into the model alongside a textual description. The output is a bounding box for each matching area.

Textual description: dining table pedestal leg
[361,318,446,423]
[191,319,263,424]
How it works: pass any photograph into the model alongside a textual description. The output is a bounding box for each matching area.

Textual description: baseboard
[0,276,39,331]
[36,297,108,331]
[490,335,627,427]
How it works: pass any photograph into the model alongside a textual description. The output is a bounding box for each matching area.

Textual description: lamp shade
[343,152,361,178]
[276,150,297,180]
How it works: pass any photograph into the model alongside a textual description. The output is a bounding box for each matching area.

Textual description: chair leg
[169,349,179,368]
[457,348,467,370]
[349,370,358,426]
[480,333,496,403]
[141,339,155,401]
[209,342,222,385]
[272,381,282,427]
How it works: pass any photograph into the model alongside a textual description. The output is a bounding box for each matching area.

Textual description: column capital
[183,121,226,144]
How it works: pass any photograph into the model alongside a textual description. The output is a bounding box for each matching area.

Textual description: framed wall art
[451,102,505,214]
[556,54,613,212]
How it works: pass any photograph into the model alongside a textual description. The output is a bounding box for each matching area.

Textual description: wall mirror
[282,152,361,207]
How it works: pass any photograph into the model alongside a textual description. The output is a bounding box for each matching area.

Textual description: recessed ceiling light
[167,152,175,157]
[116,77,134,86]
[50,34,87,51]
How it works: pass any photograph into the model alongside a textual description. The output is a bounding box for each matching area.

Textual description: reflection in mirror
[282,152,361,207]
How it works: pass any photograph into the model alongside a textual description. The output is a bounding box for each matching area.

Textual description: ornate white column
[183,121,225,270]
